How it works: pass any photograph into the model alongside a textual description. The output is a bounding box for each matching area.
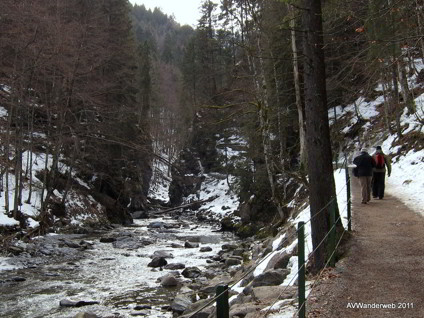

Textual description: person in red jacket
[372,146,392,199]
[353,148,375,204]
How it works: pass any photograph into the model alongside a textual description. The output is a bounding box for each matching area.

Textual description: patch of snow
[194,174,239,217]
[0,211,19,226]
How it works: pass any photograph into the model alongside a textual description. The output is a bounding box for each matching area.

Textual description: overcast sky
[129,0,202,27]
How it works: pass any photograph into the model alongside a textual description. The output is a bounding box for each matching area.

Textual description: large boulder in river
[160,274,180,287]
[164,263,186,270]
[148,257,167,268]
[182,267,202,279]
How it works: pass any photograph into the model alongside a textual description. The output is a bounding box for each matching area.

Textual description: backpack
[375,153,385,169]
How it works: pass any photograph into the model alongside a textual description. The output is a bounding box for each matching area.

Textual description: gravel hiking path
[307,175,424,318]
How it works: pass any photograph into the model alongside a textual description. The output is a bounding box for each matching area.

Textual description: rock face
[265,251,293,271]
[169,148,204,206]
[169,108,224,207]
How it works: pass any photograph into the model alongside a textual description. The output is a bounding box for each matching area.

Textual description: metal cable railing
[187,167,353,318]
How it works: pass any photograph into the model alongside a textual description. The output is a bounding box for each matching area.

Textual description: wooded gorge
[1,0,424,269]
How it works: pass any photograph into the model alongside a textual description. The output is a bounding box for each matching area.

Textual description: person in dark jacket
[372,145,392,199]
[353,148,375,204]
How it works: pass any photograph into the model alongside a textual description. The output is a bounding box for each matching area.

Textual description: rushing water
[0,215,236,318]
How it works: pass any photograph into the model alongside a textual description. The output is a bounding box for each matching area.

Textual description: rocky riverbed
[0,209,299,318]
[0,211,240,318]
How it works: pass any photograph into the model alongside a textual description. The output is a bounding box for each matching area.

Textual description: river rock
[178,298,213,318]
[130,310,149,316]
[182,267,202,279]
[251,285,297,302]
[265,251,292,271]
[199,246,212,252]
[8,246,25,255]
[79,240,94,250]
[39,247,53,255]
[222,244,238,251]
[232,248,244,257]
[113,236,145,249]
[148,257,167,268]
[251,269,289,287]
[225,257,242,267]
[73,312,100,318]
[151,250,174,259]
[59,239,81,249]
[229,303,263,317]
[164,263,185,270]
[160,274,180,287]
[99,237,116,243]
[134,305,152,310]
[184,242,199,248]
[148,221,165,229]
[60,299,100,307]
[170,294,193,314]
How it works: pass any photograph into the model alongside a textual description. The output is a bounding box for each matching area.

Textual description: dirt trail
[307,176,424,318]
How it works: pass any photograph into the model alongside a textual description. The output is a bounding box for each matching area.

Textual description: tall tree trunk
[247,37,285,220]
[13,129,23,218]
[391,60,402,138]
[302,0,341,272]
[4,106,12,214]
[415,0,424,62]
[381,70,392,133]
[288,4,306,169]
[270,50,286,164]
[26,103,35,204]
[397,59,415,114]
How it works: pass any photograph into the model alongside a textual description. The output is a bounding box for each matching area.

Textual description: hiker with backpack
[353,148,375,204]
[372,146,392,199]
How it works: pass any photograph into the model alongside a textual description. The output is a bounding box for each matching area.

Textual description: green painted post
[329,201,336,267]
[216,285,229,318]
[345,165,352,231]
[298,222,305,318]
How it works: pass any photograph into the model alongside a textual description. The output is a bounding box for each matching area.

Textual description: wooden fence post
[298,222,305,318]
[216,284,229,318]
